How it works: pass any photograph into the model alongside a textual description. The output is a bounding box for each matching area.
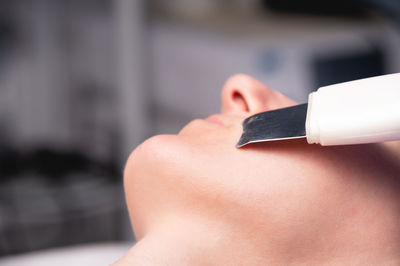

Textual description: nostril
[232,90,249,112]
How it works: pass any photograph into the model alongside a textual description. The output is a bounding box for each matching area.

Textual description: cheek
[197,144,348,234]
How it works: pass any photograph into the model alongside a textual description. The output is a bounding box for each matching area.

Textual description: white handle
[306,73,400,146]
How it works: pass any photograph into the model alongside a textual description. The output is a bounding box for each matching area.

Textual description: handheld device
[237,73,400,147]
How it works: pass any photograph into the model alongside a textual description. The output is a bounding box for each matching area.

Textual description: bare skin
[115,74,400,265]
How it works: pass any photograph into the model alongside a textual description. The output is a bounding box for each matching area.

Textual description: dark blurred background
[0,0,399,264]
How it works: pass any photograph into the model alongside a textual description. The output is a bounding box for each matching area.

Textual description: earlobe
[221,74,296,116]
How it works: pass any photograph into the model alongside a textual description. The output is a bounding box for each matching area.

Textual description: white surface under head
[0,242,132,266]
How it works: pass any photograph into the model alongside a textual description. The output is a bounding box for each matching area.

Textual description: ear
[221,74,296,116]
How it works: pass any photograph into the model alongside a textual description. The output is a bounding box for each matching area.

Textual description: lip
[205,114,225,126]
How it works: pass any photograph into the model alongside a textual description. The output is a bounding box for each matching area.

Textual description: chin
[123,134,183,236]
[125,134,178,175]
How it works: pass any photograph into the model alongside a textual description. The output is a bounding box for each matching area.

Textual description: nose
[221,74,296,116]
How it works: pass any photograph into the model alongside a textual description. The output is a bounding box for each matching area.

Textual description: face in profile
[122,74,400,265]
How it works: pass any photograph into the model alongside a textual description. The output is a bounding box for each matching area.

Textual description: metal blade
[236,103,308,148]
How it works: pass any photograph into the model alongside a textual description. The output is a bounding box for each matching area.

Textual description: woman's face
[123,74,400,263]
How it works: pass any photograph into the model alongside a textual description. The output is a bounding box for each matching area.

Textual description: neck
[116,212,400,266]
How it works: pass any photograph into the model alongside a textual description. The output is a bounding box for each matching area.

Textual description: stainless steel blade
[236,103,308,148]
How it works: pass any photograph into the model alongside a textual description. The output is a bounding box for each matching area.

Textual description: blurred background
[0,0,399,265]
